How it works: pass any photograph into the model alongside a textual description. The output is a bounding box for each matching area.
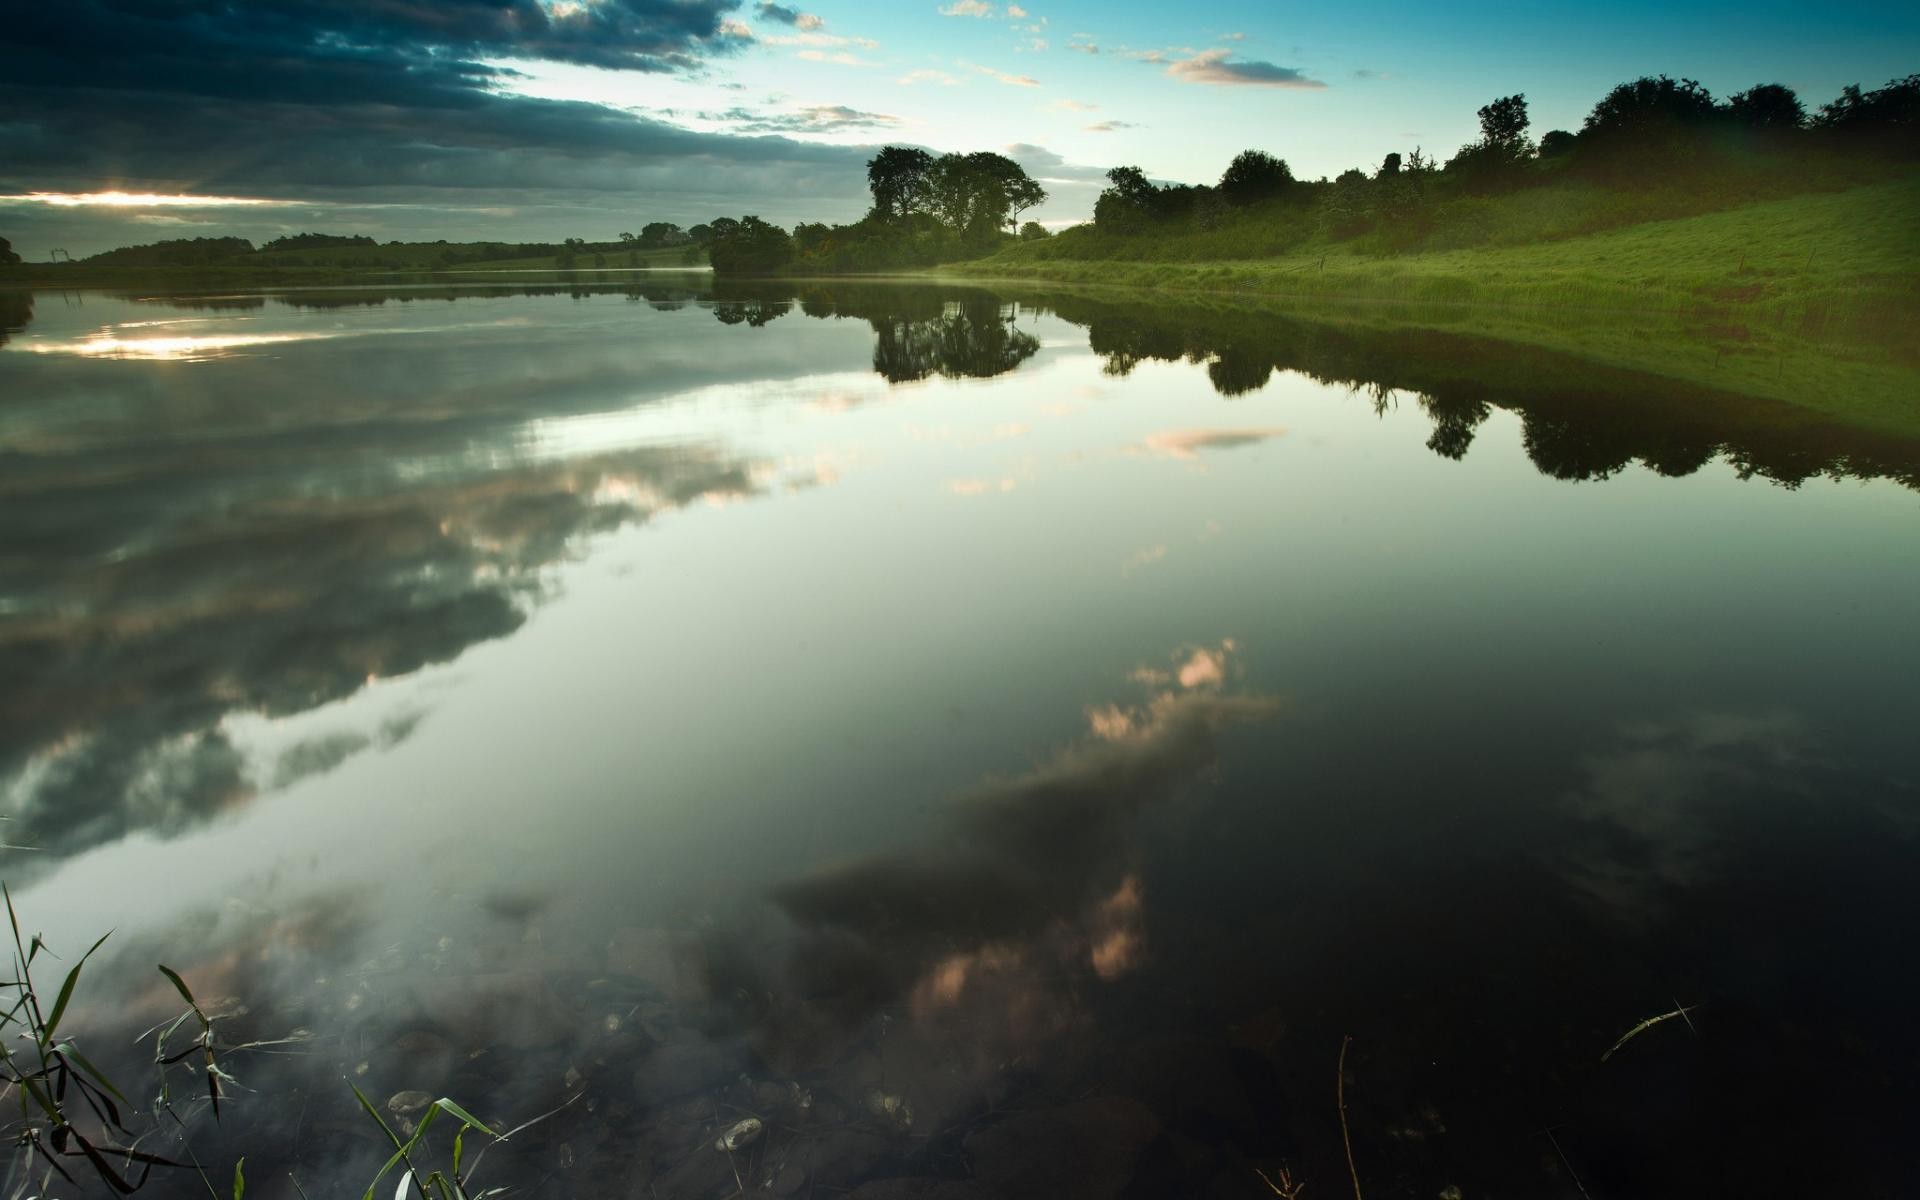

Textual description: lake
[2,278,1918,1199]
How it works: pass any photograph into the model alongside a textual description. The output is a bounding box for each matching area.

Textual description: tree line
[1084,72,1918,249]
[704,148,1049,275]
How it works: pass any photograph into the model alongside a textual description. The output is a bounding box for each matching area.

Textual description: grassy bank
[952,177,1920,334]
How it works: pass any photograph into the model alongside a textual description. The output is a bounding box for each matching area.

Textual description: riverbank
[949,178,1920,335]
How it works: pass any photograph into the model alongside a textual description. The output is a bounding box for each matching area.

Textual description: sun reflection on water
[18,331,336,361]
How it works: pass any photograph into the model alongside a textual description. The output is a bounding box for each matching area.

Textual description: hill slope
[951,177,1920,329]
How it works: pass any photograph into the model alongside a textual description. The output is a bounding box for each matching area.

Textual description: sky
[0,0,1915,257]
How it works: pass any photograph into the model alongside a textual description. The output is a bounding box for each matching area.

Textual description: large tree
[707,216,794,275]
[1583,76,1717,138]
[928,152,1046,243]
[0,237,19,266]
[1218,150,1295,204]
[1478,94,1531,144]
[1727,83,1806,130]
[866,146,937,222]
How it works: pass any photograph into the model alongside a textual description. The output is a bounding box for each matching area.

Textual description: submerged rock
[714,1117,763,1152]
[387,1090,433,1116]
[863,1088,914,1131]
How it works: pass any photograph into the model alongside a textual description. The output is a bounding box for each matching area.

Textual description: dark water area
[2,279,1917,1199]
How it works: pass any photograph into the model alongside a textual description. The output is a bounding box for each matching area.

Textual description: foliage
[1019,221,1051,241]
[763,145,1046,275]
[1478,94,1531,144]
[928,151,1047,243]
[636,222,688,247]
[1582,75,1718,144]
[1727,84,1806,130]
[1815,74,1920,140]
[1218,150,1295,205]
[0,893,521,1200]
[1537,130,1577,159]
[707,215,795,275]
[258,232,375,251]
[0,236,17,266]
[82,236,255,267]
[866,146,936,221]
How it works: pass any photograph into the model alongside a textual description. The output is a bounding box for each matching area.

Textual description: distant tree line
[1082,72,1919,250]
[702,147,1049,276]
[44,233,711,271]
[259,232,376,251]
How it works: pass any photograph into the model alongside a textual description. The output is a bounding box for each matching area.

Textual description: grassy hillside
[953,175,1920,332]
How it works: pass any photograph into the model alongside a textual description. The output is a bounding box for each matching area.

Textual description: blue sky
[0,0,1914,254]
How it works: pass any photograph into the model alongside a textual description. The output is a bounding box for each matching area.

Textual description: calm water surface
[2,280,1917,1198]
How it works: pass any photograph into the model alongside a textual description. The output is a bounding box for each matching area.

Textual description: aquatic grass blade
[42,932,112,1044]
[60,1043,133,1110]
[431,1098,493,1136]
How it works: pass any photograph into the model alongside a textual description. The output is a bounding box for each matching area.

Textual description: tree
[1537,129,1577,158]
[638,222,687,247]
[0,236,19,267]
[1726,83,1805,130]
[1323,169,1372,237]
[927,152,1046,243]
[1378,152,1402,177]
[619,231,636,242]
[688,223,715,246]
[1478,94,1530,144]
[707,215,794,275]
[1094,166,1157,232]
[1218,149,1295,204]
[793,221,833,254]
[1814,74,1920,129]
[866,146,937,221]
[1019,221,1050,241]
[1583,75,1717,138]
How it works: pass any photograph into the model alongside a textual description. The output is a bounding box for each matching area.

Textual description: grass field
[953,177,1920,334]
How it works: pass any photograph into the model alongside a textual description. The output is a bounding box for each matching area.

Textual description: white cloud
[797,49,876,66]
[898,68,960,85]
[1164,49,1327,88]
[967,62,1041,87]
[939,0,994,15]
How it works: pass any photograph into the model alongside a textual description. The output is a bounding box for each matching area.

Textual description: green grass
[939,178,1920,436]
[954,177,1920,332]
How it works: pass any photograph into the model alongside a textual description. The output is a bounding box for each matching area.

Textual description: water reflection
[1,280,1917,1198]
[2,445,758,864]
[1019,289,1920,490]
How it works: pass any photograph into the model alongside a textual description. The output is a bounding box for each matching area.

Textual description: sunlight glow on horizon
[1,191,294,208]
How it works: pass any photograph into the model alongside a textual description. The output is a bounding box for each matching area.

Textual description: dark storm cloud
[0,0,875,230]
[4,0,749,86]
[754,1,824,29]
